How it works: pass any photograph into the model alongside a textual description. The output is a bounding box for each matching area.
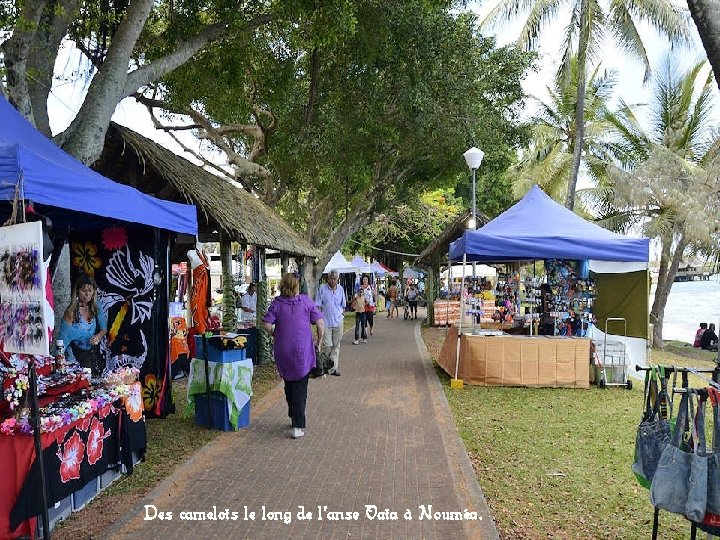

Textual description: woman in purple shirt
[263,272,325,439]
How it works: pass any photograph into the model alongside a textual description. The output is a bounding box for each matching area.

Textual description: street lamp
[463,146,484,229]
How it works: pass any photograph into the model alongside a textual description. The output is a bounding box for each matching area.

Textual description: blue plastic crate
[99,467,122,489]
[237,400,250,429]
[195,391,233,431]
[71,477,99,511]
[194,392,250,431]
[194,336,247,363]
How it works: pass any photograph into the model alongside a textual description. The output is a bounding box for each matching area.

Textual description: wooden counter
[438,328,590,388]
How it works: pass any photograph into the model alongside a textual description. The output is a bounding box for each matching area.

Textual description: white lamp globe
[463,147,484,170]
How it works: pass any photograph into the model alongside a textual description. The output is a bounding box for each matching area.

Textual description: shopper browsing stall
[58,274,107,373]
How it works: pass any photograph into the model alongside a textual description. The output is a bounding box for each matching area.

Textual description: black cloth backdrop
[10,404,146,531]
[68,225,173,417]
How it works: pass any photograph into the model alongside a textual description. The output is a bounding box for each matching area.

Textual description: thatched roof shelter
[415,210,489,267]
[96,123,317,257]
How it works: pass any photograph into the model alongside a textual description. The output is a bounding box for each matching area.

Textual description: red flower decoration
[79,415,92,432]
[86,416,111,465]
[57,430,85,483]
[102,225,128,251]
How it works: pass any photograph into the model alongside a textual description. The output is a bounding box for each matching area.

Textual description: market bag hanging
[650,392,708,522]
[632,366,671,487]
[695,387,720,535]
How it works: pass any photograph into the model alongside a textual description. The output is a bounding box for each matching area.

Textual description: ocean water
[652,275,720,344]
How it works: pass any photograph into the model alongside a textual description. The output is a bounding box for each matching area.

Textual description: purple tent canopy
[0,96,197,234]
[449,185,649,263]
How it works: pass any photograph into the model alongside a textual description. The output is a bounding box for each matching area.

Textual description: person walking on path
[360,275,377,337]
[351,287,367,345]
[387,279,399,319]
[316,269,346,376]
[405,281,419,319]
[263,273,325,439]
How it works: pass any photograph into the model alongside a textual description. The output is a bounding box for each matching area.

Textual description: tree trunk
[565,0,591,210]
[688,0,720,94]
[650,233,687,348]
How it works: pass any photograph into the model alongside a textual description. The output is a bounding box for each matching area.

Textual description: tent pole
[446,256,451,327]
[453,254,467,387]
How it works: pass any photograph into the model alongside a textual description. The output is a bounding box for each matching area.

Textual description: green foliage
[153,2,533,249]
[598,60,720,252]
[356,188,463,257]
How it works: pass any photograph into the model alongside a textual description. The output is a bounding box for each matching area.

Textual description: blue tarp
[449,185,649,263]
[0,96,197,234]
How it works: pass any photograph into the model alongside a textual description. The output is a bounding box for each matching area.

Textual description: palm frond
[517,0,569,51]
[607,0,650,80]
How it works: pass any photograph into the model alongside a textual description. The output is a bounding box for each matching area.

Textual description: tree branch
[301,48,320,135]
[124,14,272,96]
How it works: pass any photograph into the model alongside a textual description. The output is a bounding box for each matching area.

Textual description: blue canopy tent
[0,96,198,417]
[0,96,197,234]
[445,185,650,385]
[449,185,648,263]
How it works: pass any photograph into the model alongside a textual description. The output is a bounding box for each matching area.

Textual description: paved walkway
[105,308,498,539]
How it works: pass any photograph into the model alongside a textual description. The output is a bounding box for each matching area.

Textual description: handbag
[650,391,709,522]
[71,343,105,378]
[696,387,720,534]
[632,367,671,487]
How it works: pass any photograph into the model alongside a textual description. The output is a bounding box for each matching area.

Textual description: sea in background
[653,275,720,344]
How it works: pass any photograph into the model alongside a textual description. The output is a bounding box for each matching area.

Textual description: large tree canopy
[0,0,280,163]
[139,4,533,285]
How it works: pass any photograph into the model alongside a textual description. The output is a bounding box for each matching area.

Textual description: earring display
[0,222,49,355]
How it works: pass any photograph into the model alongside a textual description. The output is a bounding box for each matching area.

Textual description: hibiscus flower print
[124,383,144,422]
[102,226,128,251]
[142,374,161,411]
[86,417,111,465]
[72,242,101,277]
[56,430,85,483]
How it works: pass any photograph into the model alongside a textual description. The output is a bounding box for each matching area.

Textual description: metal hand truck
[598,317,632,390]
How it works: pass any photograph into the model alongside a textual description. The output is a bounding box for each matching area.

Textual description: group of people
[694,322,719,351]
[384,279,420,319]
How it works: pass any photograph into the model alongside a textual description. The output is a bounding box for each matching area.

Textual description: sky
[469,0,718,126]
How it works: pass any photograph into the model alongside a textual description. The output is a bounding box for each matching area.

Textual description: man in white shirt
[315,270,346,376]
[240,283,257,324]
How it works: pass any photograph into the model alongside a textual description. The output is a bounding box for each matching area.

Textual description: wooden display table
[438,328,590,388]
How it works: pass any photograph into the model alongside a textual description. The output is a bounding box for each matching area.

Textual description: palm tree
[687,0,720,93]
[594,60,720,347]
[513,58,617,207]
[483,0,691,210]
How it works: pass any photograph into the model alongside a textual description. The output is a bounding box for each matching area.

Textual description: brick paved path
[105,309,498,539]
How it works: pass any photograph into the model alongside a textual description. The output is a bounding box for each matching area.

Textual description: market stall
[439,185,650,388]
[0,96,198,537]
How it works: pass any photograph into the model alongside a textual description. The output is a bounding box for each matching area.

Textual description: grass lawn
[421,326,718,539]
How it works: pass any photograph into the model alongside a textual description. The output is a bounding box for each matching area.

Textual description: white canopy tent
[322,251,360,274]
[350,255,373,273]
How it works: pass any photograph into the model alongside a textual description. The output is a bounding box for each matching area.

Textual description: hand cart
[598,317,632,390]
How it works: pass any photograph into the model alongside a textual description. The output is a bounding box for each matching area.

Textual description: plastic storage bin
[194,391,250,431]
[71,477,99,511]
[193,336,246,363]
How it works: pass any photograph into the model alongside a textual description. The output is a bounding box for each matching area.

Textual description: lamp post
[463,146,484,229]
